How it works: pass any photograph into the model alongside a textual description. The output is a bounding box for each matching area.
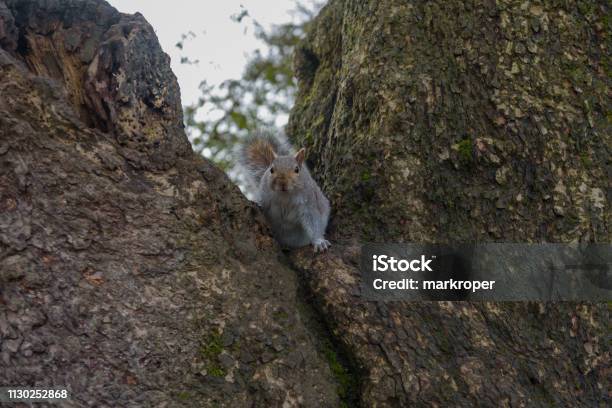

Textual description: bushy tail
[239,130,291,186]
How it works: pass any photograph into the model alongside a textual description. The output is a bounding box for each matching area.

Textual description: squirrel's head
[265,148,306,193]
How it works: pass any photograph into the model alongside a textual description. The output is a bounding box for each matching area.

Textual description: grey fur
[241,132,331,252]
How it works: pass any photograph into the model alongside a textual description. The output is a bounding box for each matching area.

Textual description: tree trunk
[0,0,609,407]
[288,0,609,406]
[0,1,340,406]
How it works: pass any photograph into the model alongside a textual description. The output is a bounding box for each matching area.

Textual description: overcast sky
[108,0,298,107]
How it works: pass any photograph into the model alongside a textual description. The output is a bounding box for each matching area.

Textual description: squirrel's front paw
[312,238,331,253]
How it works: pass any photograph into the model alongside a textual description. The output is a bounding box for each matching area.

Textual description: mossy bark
[288,1,610,406]
[289,0,609,243]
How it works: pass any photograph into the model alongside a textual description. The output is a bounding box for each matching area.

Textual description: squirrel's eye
[294,166,299,173]
[270,167,274,174]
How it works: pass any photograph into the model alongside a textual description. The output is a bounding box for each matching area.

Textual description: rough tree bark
[0,0,609,407]
[0,1,340,406]
[288,0,609,406]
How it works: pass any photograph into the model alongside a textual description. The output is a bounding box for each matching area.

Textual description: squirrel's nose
[276,179,287,190]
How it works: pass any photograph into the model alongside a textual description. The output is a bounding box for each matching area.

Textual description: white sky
[108,0,298,107]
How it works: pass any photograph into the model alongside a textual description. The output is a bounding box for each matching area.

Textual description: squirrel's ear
[267,145,278,161]
[295,148,306,166]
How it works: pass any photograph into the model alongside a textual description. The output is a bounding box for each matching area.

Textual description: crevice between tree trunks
[278,250,364,408]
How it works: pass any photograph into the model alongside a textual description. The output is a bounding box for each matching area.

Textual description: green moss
[230,340,241,353]
[304,129,314,144]
[273,310,289,321]
[177,391,192,401]
[207,366,226,377]
[314,114,327,128]
[200,330,226,377]
[321,341,357,402]
[580,151,592,167]
[438,335,451,353]
[201,331,223,360]
[577,1,596,19]
[457,137,473,163]
[294,288,360,407]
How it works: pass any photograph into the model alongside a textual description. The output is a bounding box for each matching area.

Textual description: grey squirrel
[240,132,331,252]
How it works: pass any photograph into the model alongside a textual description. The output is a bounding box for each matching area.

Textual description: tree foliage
[179,2,323,172]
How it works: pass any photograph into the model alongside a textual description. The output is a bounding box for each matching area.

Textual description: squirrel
[240,131,331,252]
